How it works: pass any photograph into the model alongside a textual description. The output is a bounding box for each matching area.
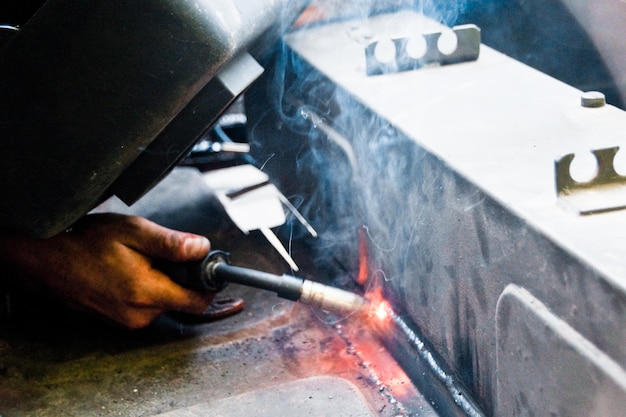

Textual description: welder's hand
[0,213,213,329]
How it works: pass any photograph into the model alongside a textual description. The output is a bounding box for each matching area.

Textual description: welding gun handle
[155,251,230,293]
[157,251,368,313]
[210,262,304,301]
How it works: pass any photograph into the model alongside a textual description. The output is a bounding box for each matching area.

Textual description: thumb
[179,234,212,261]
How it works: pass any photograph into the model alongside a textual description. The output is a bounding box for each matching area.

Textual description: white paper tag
[202,165,287,233]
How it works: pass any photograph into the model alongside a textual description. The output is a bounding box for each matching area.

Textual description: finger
[115,307,162,330]
[143,270,214,314]
[158,287,213,315]
[118,215,211,262]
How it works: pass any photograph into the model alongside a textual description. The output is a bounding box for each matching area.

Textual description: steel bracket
[555,146,626,214]
[364,24,480,76]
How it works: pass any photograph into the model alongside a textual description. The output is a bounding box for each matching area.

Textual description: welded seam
[333,323,410,416]
[389,309,485,417]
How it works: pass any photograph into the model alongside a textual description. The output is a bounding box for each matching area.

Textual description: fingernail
[183,236,210,257]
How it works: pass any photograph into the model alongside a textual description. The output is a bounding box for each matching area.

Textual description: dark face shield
[0,0,308,237]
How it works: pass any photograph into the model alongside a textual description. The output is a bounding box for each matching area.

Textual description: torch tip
[300,279,369,314]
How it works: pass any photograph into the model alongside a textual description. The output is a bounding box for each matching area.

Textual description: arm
[0,213,213,329]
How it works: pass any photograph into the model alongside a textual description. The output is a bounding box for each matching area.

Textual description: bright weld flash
[373,300,390,321]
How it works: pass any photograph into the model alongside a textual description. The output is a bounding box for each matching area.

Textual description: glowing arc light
[374,300,391,321]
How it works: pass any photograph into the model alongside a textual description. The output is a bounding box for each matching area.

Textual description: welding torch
[158,251,369,314]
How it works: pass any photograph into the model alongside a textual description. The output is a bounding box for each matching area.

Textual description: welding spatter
[158,251,369,314]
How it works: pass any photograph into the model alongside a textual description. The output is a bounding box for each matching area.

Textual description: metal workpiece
[246,9,626,416]
[365,24,480,76]
[555,146,626,214]
[496,284,626,416]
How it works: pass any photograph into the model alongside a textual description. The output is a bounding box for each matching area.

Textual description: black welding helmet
[0,0,308,237]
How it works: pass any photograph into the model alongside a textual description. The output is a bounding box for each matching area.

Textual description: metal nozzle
[300,279,369,313]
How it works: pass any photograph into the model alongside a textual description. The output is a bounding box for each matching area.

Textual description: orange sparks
[356,226,369,285]
[355,226,393,324]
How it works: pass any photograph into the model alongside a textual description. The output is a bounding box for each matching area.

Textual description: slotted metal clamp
[555,146,626,215]
[365,24,480,76]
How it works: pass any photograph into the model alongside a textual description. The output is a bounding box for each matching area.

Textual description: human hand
[0,213,213,328]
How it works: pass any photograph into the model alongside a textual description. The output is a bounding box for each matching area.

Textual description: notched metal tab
[365,24,480,76]
[555,146,626,214]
